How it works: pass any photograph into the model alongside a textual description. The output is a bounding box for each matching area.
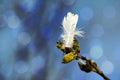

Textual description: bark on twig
[77,55,110,80]
[56,39,110,80]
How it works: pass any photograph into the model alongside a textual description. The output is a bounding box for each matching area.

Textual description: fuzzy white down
[61,12,84,48]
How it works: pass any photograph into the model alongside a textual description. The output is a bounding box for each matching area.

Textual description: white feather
[61,12,84,48]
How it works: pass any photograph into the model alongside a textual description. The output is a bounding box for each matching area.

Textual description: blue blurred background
[0,0,120,80]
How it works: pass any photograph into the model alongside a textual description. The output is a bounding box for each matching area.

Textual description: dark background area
[0,0,120,80]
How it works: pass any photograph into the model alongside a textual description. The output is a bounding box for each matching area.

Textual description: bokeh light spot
[90,45,103,59]
[80,7,94,21]
[103,6,116,19]
[14,61,29,74]
[18,32,31,45]
[7,15,21,29]
[101,60,114,74]
[20,0,39,12]
[31,56,45,74]
[4,10,21,29]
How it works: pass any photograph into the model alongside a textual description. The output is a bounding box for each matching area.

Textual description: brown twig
[77,55,110,80]
[56,39,110,80]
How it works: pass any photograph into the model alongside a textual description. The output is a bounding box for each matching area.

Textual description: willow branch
[56,39,110,80]
[77,55,110,80]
